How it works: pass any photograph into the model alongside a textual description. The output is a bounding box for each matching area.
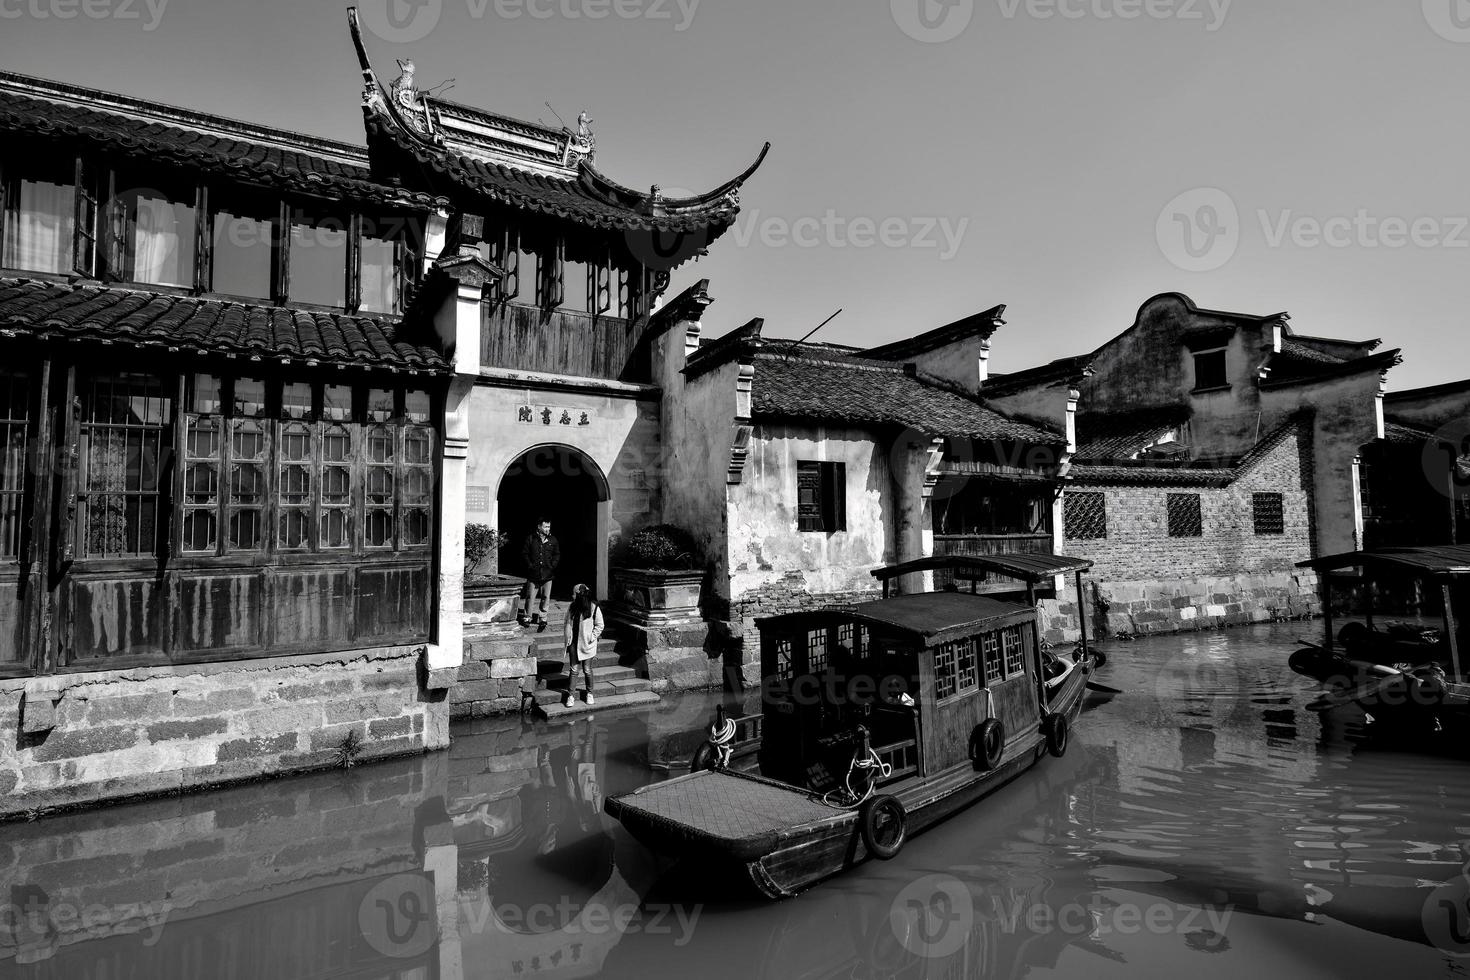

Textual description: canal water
[4,620,1470,978]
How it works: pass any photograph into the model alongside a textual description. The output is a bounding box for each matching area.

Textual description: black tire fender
[969,718,1005,771]
[1091,649,1108,670]
[1043,712,1069,758]
[860,794,907,860]
[690,742,717,772]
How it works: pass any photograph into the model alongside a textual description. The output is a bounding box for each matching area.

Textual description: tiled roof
[0,87,441,210]
[363,113,745,234]
[0,277,448,373]
[749,350,1065,444]
[1069,414,1307,487]
[1264,346,1401,387]
[1074,407,1190,460]
[1382,420,1437,445]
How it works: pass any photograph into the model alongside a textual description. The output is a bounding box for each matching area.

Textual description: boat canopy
[756,592,1033,648]
[1301,546,1470,579]
[870,553,1094,585]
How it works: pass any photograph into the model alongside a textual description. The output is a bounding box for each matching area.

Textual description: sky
[2,0,1469,389]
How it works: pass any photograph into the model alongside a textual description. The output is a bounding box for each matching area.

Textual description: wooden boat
[604,553,1106,898]
[1289,546,1470,740]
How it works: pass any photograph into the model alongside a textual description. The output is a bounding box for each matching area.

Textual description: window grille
[81,373,172,558]
[0,371,30,559]
[1252,492,1285,536]
[935,644,958,700]
[957,638,979,693]
[1002,626,1025,678]
[807,628,829,674]
[982,632,1002,683]
[774,637,793,682]
[1064,491,1108,540]
[1166,493,1204,538]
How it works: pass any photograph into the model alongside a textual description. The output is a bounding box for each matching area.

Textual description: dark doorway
[497,446,602,601]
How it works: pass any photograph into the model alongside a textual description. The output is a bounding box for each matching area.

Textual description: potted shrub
[463,523,521,623]
[610,524,706,628]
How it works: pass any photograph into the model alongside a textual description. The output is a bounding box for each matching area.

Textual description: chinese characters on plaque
[515,406,594,427]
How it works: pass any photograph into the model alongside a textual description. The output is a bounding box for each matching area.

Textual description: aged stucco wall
[465,380,662,595]
[1384,382,1470,431]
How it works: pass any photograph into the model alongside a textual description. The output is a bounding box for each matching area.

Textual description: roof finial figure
[577,111,594,139]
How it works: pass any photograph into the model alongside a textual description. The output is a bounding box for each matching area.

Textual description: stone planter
[464,574,524,626]
[607,567,716,690]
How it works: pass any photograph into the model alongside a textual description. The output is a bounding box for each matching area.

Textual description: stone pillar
[894,431,944,594]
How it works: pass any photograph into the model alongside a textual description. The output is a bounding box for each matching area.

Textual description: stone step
[540,667,641,692]
[537,689,660,719]
[533,675,653,704]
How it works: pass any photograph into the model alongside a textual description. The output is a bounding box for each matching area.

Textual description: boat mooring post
[1075,570,1090,658]
[1443,582,1462,681]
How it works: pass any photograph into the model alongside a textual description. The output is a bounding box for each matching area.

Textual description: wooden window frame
[1001,625,1025,679]
[1191,348,1229,393]
[797,460,847,533]
[934,643,959,701]
[981,631,1002,684]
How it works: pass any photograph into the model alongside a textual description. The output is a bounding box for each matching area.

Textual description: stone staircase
[456,599,659,718]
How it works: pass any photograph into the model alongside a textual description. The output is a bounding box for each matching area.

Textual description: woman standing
[563,584,604,707]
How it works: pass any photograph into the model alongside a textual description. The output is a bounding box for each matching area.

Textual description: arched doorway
[497,445,610,601]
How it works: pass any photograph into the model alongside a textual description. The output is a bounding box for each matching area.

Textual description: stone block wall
[0,646,448,820]
[453,634,538,718]
[1039,569,1321,642]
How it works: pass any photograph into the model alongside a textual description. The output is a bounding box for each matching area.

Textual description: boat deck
[608,769,843,852]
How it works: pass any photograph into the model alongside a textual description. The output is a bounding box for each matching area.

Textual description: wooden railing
[482,301,647,382]
[876,739,919,783]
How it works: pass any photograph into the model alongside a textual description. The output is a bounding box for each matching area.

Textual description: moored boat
[604,554,1107,898]
[1289,546,1470,741]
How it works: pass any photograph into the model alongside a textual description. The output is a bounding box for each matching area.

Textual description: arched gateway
[497,445,611,601]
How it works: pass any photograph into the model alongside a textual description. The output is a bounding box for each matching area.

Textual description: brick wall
[0,646,449,820]
[729,572,882,683]
[1054,428,1320,638]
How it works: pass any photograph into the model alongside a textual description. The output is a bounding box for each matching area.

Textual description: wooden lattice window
[0,370,30,559]
[81,373,173,558]
[1002,625,1025,678]
[935,644,958,700]
[957,638,979,693]
[1166,493,1203,538]
[181,408,221,554]
[1064,491,1107,540]
[982,631,1002,683]
[1252,492,1285,536]
[797,460,846,533]
[773,636,793,682]
[807,627,829,674]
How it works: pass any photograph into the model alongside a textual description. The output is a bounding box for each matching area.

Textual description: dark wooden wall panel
[483,303,646,382]
[354,565,430,641]
[176,572,264,655]
[268,567,355,649]
[0,574,25,670]
[66,576,168,663]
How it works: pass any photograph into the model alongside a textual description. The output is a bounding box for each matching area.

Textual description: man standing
[519,519,560,632]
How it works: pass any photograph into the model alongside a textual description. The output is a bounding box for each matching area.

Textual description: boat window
[982,631,1002,683]
[1002,625,1025,678]
[935,644,958,700]
[807,628,829,673]
[957,638,979,692]
[772,636,793,681]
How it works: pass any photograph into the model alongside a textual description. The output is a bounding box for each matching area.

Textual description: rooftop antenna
[785,309,843,360]
[545,101,569,130]
[424,78,456,99]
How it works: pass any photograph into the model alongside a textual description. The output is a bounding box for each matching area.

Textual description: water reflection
[2,622,1470,977]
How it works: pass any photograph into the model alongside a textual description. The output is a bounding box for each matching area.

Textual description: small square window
[1167,493,1203,538]
[1064,491,1107,540]
[1193,349,1228,391]
[797,461,846,533]
[1253,492,1285,535]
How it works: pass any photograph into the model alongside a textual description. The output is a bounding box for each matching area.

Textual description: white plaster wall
[728,424,896,598]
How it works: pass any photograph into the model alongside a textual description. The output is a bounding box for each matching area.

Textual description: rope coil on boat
[821,728,892,809]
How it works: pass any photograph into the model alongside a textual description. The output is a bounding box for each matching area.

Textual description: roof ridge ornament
[348,7,444,148]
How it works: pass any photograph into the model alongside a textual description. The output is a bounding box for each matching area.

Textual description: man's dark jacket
[522,532,560,581]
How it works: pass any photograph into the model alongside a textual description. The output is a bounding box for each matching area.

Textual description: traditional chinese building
[0,8,768,814]
[989,293,1400,638]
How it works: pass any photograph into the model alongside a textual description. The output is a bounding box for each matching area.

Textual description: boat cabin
[755,554,1095,793]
